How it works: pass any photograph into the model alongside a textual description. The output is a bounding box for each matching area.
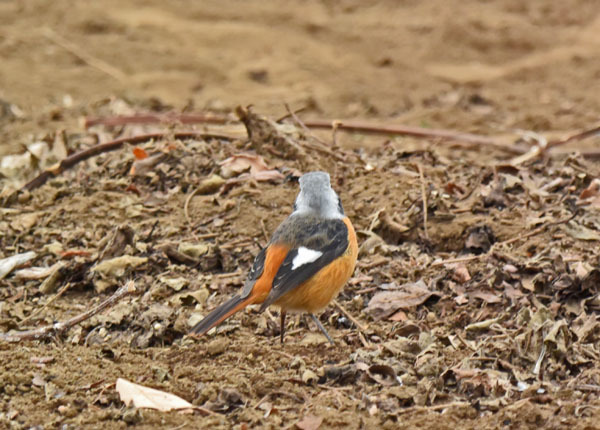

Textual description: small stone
[206,338,228,356]
[57,405,77,418]
[196,174,225,194]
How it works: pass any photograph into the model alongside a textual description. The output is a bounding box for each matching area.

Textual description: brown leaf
[296,414,323,430]
[130,153,166,176]
[504,283,525,300]
[564,221,600,241]
[521,276,535,292]
[450,263,471,283]
[388,310,408,321]
[220,153,269,178]
[115,378,193,411]
[14,263,63,280]
[365,280,437,320]
[469,289,501,303]
[454,294,469,305]
[251,169,285,181]
[0,251,36,280]
[579,178,600,200]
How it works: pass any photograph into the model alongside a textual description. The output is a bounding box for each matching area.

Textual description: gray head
[293,171,344,219]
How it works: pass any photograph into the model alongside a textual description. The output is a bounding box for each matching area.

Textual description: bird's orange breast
[274,217,358,313]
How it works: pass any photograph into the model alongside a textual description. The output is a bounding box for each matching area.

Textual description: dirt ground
[2,0,600,429]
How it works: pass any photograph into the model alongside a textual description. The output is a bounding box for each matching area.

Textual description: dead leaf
[159,276,188,291]
[504,283,525,300]
[296,414,323,430]
[450,263,471,283]
[454,294,469,305]
[178,242,210,258]
[579,178,600,200]
[249,169,285,181]
[130,153,166,176]
[220,153,284,182]
[10,212,38,231]
[14,262,63,280]
[572,261,592,279]
[196,174,226,194]
[521,276,535,292]
[564,222,600,241]
[115,378,193,412]
[365,280,438,320]
[220,153,269,178]
[92,255,147,278]
[465,316,502,331]
[0,251,36,280]
[388,310,408,321]
[468,289,501,303]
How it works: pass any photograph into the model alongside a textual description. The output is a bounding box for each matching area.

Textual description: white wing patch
[291,247,323,270]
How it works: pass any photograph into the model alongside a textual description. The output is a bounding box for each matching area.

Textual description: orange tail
[188,294,254,335]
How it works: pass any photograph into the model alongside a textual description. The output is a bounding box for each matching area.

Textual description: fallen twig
[511,125,600,165]
[509,131,548,166]
[332,300,370,348]
[283,104,347,161]
[80,112,520,154]
[333,300,368,332]
[18,282,72,326]
[430,255,480,267]
[183,185,202,240]
[547,124,600,149]
[80,113,600,159]
[284,103,328,147]
[0,281,137,342]
[14,131,233,196]
[301,118,518,152]
[84,113,231,128]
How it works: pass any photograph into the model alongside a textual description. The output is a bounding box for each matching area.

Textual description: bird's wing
[240,246,267,299]
[259,217,349,310]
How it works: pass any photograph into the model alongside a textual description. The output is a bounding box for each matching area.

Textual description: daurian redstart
[189,171,358,344]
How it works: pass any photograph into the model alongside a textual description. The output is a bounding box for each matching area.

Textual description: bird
[189,171,358,344]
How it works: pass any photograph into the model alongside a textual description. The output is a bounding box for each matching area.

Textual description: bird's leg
[280,310,287,344]
[309,313,335,345]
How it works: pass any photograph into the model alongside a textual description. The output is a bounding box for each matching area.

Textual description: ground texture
[1,1,600,429]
